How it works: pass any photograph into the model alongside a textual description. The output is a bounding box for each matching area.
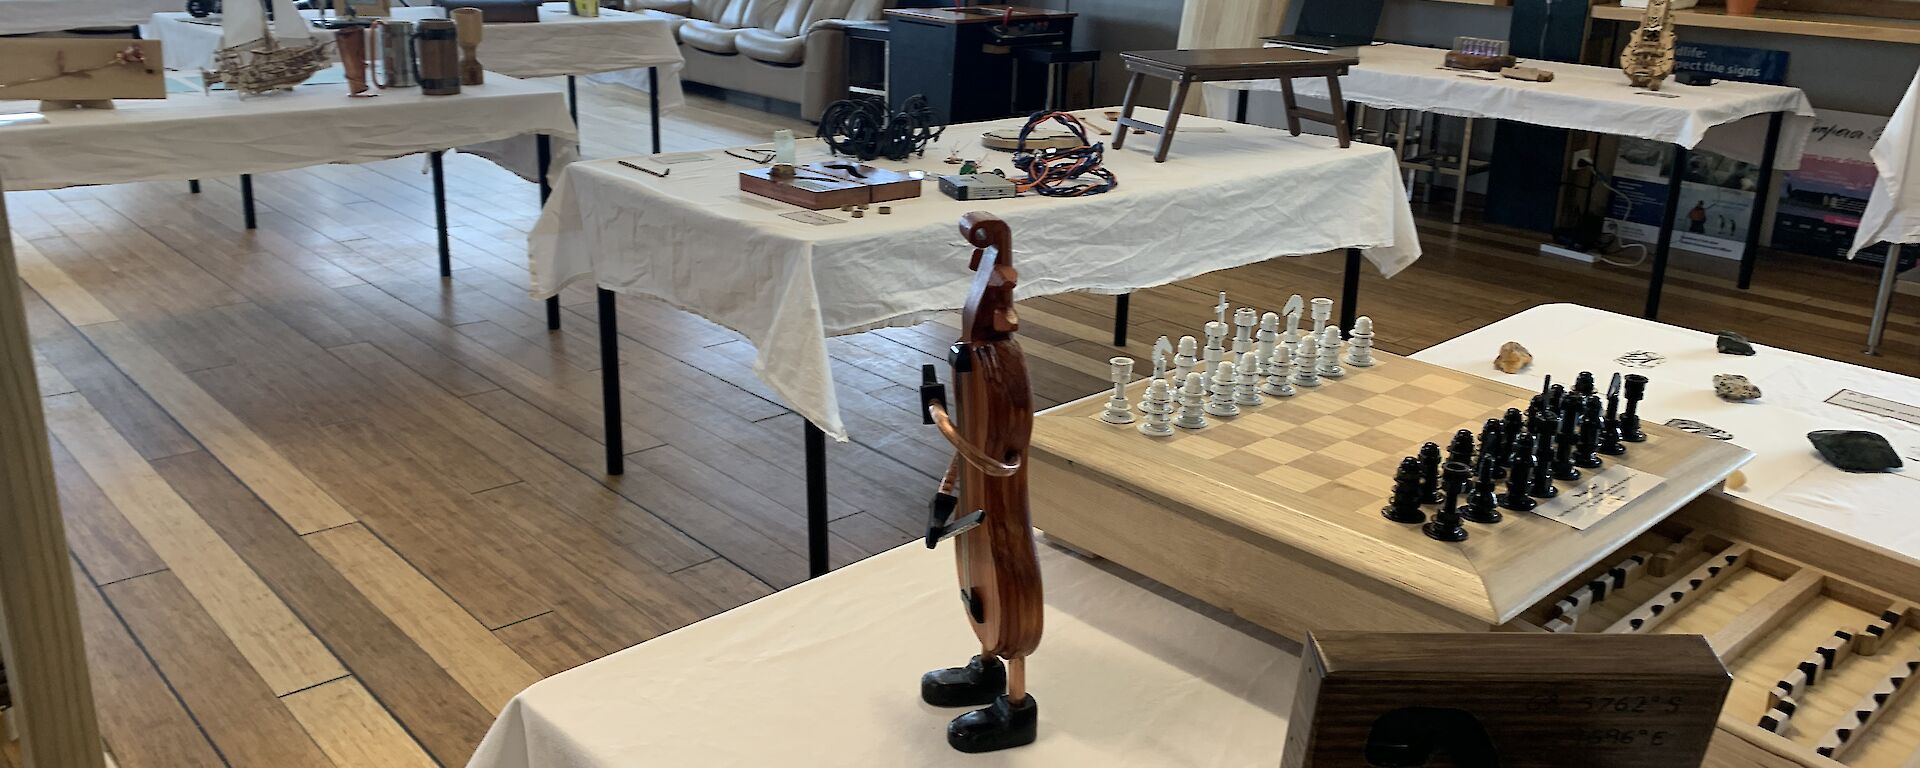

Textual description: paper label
[1826,389,1920,427]
[780,211,845,226]
[1529,465,1667,531]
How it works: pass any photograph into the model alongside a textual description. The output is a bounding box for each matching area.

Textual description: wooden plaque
[0,39,165,102]
[1283,632,1731,767]
[739,162,923,210]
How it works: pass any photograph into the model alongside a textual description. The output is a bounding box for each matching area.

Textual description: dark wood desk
[883,5,1076,124]
[1114,48,1358,162]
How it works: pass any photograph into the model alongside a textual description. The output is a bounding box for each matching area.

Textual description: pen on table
[618,160,669,178]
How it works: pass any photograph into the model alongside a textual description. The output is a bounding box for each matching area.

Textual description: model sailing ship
[1620,0,1677,91]
[203,0,330,96]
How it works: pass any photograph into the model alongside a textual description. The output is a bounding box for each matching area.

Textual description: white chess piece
[1231,307,1257,361]
[1317,326,1346,379]
[1345,316,1376,367]
[1309,297,1333,341]
[1205,361,1240,417]
[1173,335,1198,384]
[1138,379,1174,436]
[1280,309,1302,374]
[1175,372,1208,429]
[1292,333,1321,388]
[1261,345,1297,397]
[1141,336,1173,412]
[1202,321,1227,370]
[1255,312,1279,377]
[1233,351,1263,406]
[1214,291,1230,327]
[1101,356,1136,424]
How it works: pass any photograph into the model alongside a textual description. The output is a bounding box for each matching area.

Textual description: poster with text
[1771,108,1904,266]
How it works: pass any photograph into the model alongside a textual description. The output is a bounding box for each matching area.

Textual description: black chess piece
[1574,371,1597,396]
[1446,429,1476,467]
[1599,373,1626,456]
[1528,416,1560,499]
[1423,461,1471,542]
[1575,396,1605,469]
[1477,418,1506,480]
[1552,396,1583,482]
[1417,442,1444,503]
[1382,457,1427,524]
[1500,435,1539,512]
[1620,374,1649,442]
[1463,452,1502,524]
[1501,408,1526,462]
[1546,383,1566,415]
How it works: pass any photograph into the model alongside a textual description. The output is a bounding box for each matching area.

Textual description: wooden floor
[8,77,1918,768]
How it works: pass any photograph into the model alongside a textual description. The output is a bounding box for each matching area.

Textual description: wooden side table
[1113,47,1359,162]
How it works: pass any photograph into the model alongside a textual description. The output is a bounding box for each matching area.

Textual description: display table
[0,0,177,34]
[1,73,574,274]
[1413,303,1920,559]
[1205,42,1818,319]
[147,3,683,151]
[465,542,1300,768]
[531,108,1421,575]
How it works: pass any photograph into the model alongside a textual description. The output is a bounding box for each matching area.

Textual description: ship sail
[270,0,313,43]
[221,0,267,50]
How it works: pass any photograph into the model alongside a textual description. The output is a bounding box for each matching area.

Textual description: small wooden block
[739,162,922,210]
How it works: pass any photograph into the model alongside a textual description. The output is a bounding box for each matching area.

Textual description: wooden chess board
[1029,350,1754,632]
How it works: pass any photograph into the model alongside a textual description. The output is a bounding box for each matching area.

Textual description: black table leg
[188,179,201,194]
[430,150,450,277]
[805,422,829,578]
[649,67,662,155]
[240,174,256,230]
[1235,88,1250,125]
[546,297,560,330]
[1737,111,1783,290]
[539,134,560,331]
[567,74,579,127]
[1113,293,1130,346]
[1340,248,1361,332]
[1646,144,1689,321]
[598,288,624,475]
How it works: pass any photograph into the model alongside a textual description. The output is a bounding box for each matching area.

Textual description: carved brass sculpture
[1620,0,1677,91]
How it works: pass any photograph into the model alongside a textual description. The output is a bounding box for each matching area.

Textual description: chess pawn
[1233,352,1263,406]
[1290,333,1321,388]
[452,7,485,86]
[1620,374,1649,442]
[1424,462,1472,542]
[1261,342,1296,398]
[1446,429,1475,467]
[1101,357,1136,425]
[1574,396,1605,469]
[1599,373,1627,456]
[1552,397,1582,481]
[1174,336,1199,385]
[1574,371,1597,397]
[1344,315,1376,367]
[1464,452,1502,524]
[1140,336,1172,413]
[1501,408,1526,459]
[1203,321,1228,369]
[1528,414,1560,500]
[1309,297,1333,341]
[1138,380,1175,437]
[1232,307,1257,361]
[1255,313,1280,377]
[1382,456,1426,524]
[1175,372,1208,430]
[1316,326,1346,378]
[1477,419,1506,480]
[1205,361,1240,417]
[1417,441,1444,504]
[1500,435,1539,512]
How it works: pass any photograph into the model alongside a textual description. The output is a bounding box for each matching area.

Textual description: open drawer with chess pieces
[1028,295,1920,767]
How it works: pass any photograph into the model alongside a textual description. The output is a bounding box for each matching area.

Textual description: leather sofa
[620,0,888,121]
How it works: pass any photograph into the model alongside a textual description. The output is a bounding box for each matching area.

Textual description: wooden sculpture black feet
[921,654,1006,707]
[947,691,1039,753]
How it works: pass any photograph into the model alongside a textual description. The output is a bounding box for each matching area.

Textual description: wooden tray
[739,162,923,210]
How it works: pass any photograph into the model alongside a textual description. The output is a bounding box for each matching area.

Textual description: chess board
[1029,350,1754,632]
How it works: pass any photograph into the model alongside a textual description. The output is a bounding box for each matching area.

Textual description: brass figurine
[1621,0,1677,91]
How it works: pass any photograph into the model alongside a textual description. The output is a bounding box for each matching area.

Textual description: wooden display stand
[1031,350,1920,766]
[1112,48,1358,162]
[738,162,922,210]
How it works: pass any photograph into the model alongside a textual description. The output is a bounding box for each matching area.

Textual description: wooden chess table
[1031,350,1920,767]
[1113,47,1358,162]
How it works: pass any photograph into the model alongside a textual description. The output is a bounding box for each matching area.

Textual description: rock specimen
[1715,331,1756,356]
[1494,341,1533,374]
[1807,430,1904,473]
[1712,373,1761,402]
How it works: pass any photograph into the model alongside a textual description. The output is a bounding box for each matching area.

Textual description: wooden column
[1176,0,1292,116]
[0,179,107,768]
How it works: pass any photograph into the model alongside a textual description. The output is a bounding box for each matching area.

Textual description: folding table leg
[1341,248,1361,332]
[430,150,450,277]
[240,174,256,230]
[1154,78,1192,163]
[1113,293,1130,347]
[1866,244,1901,356]
[1112,72,1144,151]
[1645,145,1689,321]
[805,422,829,578]
[649,67,662,155]
[1454,118,1475,225]
[1279,78,1302,137]
[1326,76,1351,148]
[567,75,579,127]
[599,288,625,475]
[546,297,560,330]
[1737,111,1784,290]
[539,134,560,331]
[188,179,201,194]
[1235,89,1250,125]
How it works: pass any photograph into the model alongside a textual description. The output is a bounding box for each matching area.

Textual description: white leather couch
[621,0,889,121]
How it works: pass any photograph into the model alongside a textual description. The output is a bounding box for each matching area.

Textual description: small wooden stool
[1112,48,1358,162]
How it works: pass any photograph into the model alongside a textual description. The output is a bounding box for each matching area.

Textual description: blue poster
[1673,43,1790,85]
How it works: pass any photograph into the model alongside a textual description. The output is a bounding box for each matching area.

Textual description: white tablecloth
[1413,303,1920,559]
[531,109,1422,440]
[0,0,177,34]
[466,542,1299,768]
[0,73,575,190]
[1204,43,1816,169]
[1853,66,1920,255]
[147,3,686,111]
